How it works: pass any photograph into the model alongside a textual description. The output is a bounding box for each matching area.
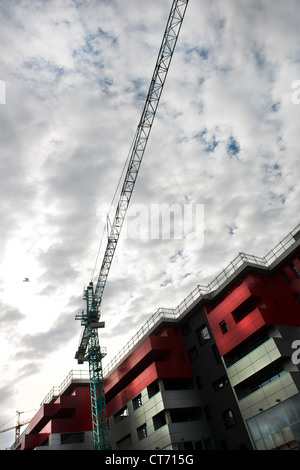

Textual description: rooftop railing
[40,369,89,406]
[103,222,300,376]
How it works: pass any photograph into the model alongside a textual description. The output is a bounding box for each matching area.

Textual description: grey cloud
[16,311,77,360]
[0,302,25,326]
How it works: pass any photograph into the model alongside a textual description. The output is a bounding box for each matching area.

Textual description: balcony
[237,371,300,420]
[227,338,281,387]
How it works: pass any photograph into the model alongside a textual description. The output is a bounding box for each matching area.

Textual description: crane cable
[91,126,139,283]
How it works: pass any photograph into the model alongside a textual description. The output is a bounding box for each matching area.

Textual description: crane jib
[75,0,189,451]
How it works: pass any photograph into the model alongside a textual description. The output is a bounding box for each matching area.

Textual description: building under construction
[10,223,300,450]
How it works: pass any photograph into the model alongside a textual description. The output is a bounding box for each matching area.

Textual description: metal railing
[40,370,89,406]
[11,370,89,449]
[103,222,300,377]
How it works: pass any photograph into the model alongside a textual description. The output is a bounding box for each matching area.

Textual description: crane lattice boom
[75,0,189,450]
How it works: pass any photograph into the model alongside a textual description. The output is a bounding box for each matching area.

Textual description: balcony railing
[40,370,90,406]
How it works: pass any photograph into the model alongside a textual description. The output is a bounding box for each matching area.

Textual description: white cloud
[0,0,300,449]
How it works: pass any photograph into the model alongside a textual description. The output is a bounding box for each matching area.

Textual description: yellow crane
[0,411,33,443]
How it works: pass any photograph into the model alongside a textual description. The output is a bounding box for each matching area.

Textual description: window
[153,411,166,430]
[170,407,201,422]
[232,295,259,323]
[222,409,236,428]
[281,270,291,285]
[133,393,143,410]
[290,263,300,278]
[220,320,229,334]
[250,365,286,393]
[114,405,129,423]
[188,346,199,361]
[235,363,287,399]
[235,334,269,363]
[213,375,229,391]
[137,423,147,441]
[147,381,159,399]
[61,432,84,445]
[197,324,211,345]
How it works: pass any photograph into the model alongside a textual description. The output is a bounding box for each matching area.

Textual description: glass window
[282,401,297,425]
[291,393,300,421]
[247,399,300,450]
[197,324,211,345]
[232,295,259,323]
[222,409,236,428]
[133,394,142,410]
[153,411,166,430]
[147,381,159,399]
[220,321,229,334]
[273,405,288,430]
[247,418,261,442]
[114,405,129,423]
[213,375,229,391]
[137,423,147,441]
[290,263,300,278]
[281,270,291,285]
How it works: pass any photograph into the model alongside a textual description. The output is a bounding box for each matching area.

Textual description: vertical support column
[88,329,110,450]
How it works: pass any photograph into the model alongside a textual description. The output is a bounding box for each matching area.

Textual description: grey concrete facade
[108,378,212,450]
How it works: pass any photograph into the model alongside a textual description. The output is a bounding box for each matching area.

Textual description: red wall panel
[21,385,92,449]
[105,326,194,417]
[205,252,300,356]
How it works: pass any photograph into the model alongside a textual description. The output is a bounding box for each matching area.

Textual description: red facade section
[20,385,92,450]
[104,326,194,417]
[205,253,300,356]
[19,326,193,449]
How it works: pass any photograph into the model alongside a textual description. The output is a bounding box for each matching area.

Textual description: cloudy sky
[0,0,300,448]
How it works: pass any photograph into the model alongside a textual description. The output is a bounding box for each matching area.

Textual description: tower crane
[75,0,189,450]
[0,411,32,443]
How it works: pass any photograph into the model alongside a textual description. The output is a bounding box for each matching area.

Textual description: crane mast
[75,0,189,450]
